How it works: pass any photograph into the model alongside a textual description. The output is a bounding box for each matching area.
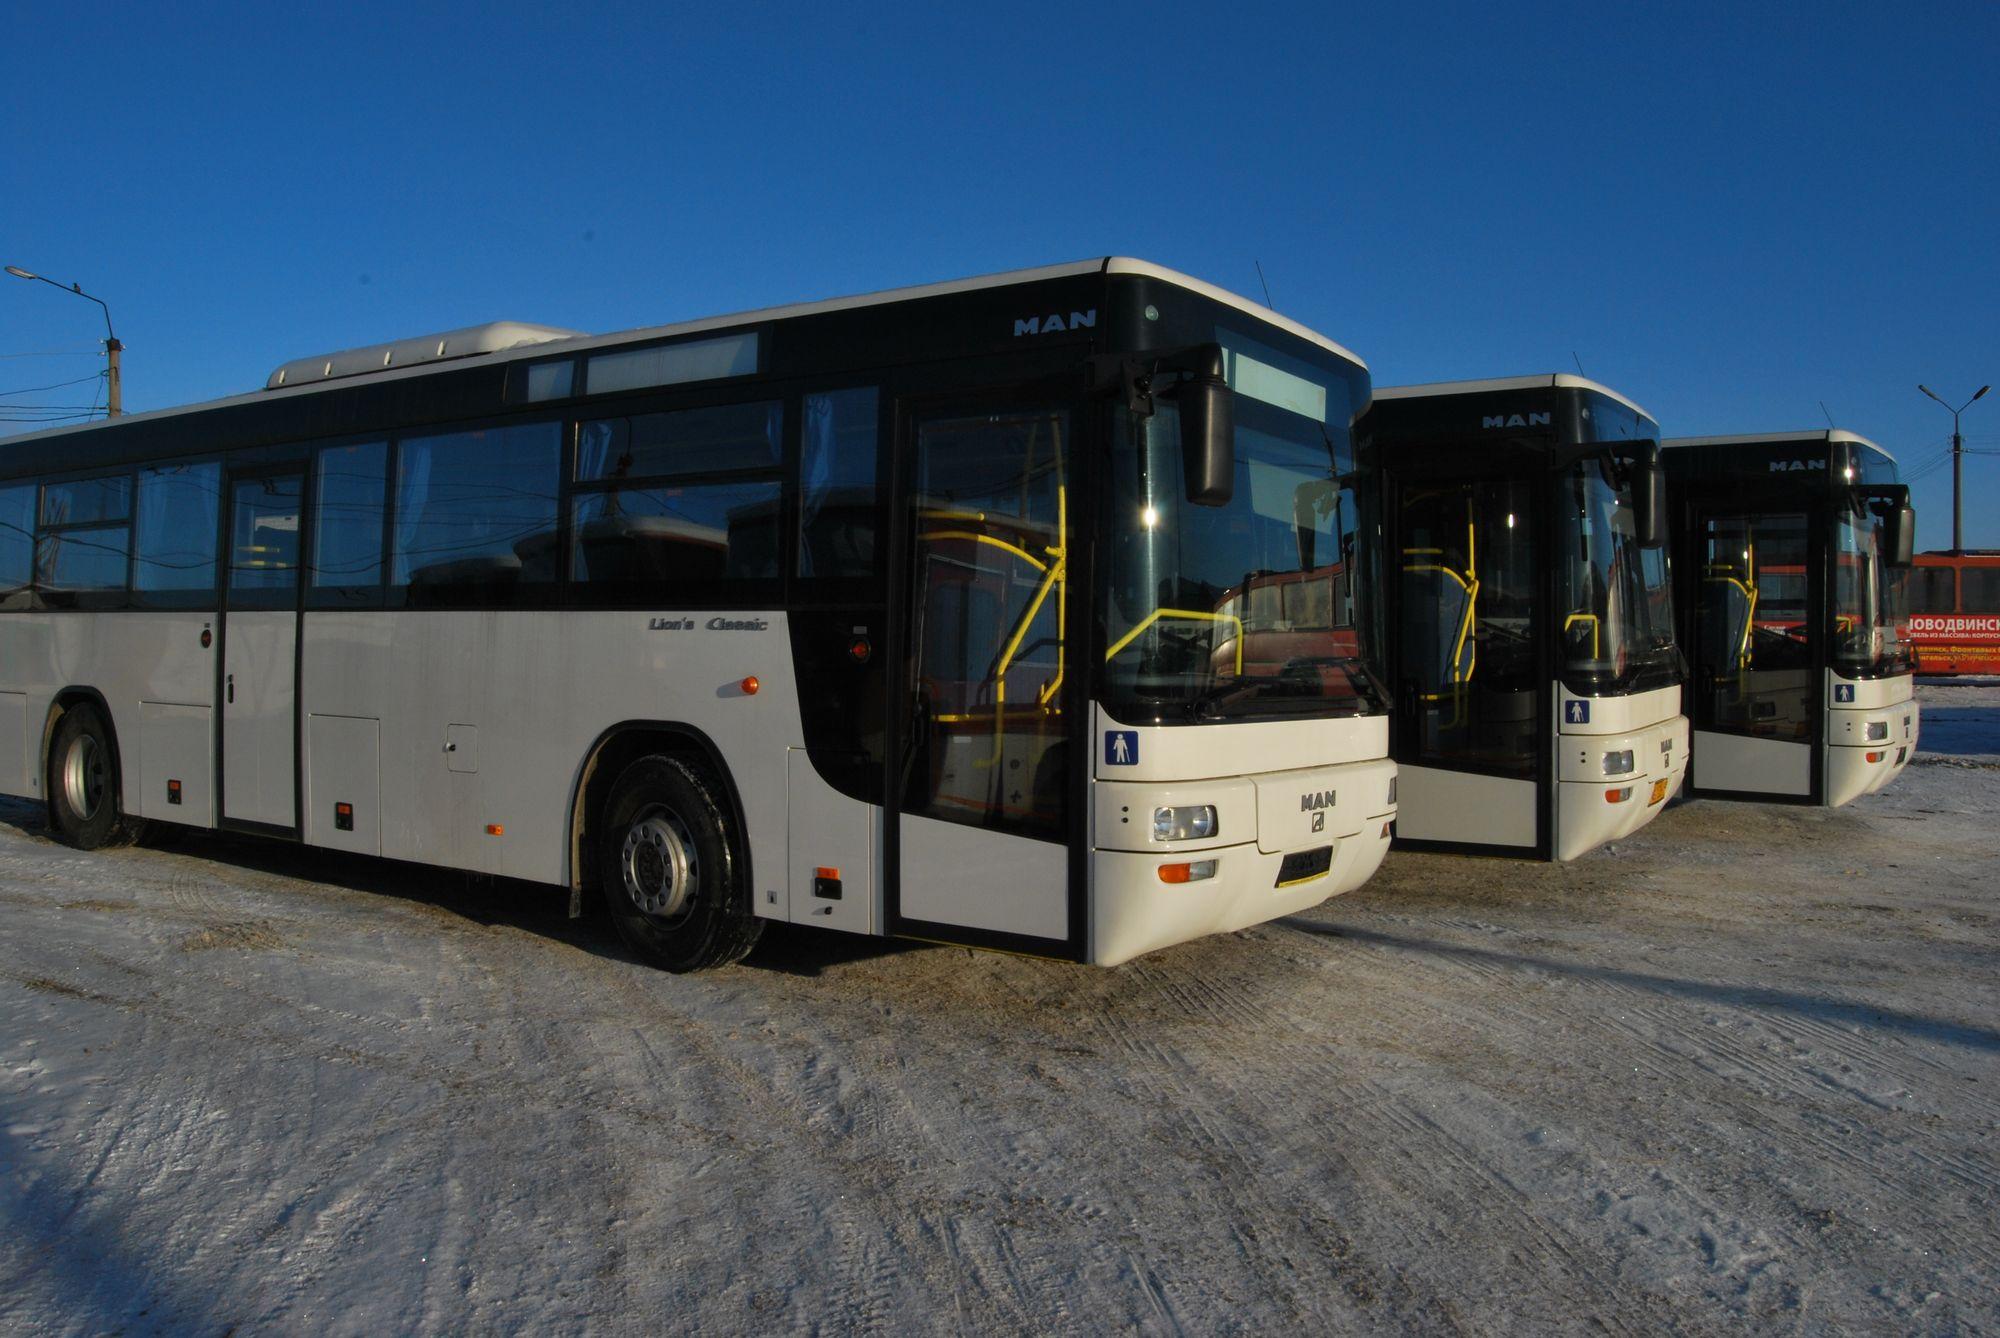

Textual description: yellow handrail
[1399,501,1480,726]
[1102,607,1246,675]
[918,530,1048,573]
[1040,482,1068,707]
[1564,611,1601,660]
[979,552,1064,765]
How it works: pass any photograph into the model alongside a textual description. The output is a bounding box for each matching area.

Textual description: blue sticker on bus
[1834,683,1856,703]
[1564,699,1590,725]
[1105,731,1139,766]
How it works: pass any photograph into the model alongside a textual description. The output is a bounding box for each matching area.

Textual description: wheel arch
[565,721,754,913]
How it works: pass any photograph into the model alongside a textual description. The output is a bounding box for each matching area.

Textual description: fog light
[1152,804,1218,842]
[1158,859,1218,884]
[1865,720,1889,742]
[1602,749,1635,777]
[1387,775,1398,806]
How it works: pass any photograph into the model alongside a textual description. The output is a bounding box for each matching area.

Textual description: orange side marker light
[740,676,761,695]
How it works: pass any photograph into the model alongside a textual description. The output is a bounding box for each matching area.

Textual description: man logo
[1014,310,1098,337]
[1769,459,1827,472]
[1482,412,1552,429]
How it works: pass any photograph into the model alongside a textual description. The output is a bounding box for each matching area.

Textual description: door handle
[226,673,235,704]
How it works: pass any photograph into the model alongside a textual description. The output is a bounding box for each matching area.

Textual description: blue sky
[4,2,1996,546]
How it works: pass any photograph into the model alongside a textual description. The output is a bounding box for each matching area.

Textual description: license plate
[1649,778,1669,805]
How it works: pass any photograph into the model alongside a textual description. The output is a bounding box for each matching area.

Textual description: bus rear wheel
[598,755,762,973]
[48,702,140,850]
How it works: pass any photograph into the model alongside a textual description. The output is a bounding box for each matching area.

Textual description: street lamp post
[1918,383,1991,555]
[5,265,122,418]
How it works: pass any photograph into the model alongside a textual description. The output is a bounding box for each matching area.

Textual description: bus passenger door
[1687,509,1816,798]
[1389,475,1546,853]
[219,469,304,832]
[890,404,1075,953]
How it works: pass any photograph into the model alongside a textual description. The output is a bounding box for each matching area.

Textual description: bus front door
[1687,509,1817,799]
[1389,475,1548,854]
[219,470,304,832]
[890,404,1075,954]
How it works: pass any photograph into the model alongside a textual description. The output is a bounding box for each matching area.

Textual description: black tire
[47,702,140,850]
[597,755,763,972]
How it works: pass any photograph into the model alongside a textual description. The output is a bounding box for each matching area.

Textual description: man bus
[0,258,1396,970]
[1358,376,1687,861]
[1661,430,1917,806]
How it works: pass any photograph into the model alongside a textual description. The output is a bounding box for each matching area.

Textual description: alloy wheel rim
[620,806,698,923]
[62,734,105,821]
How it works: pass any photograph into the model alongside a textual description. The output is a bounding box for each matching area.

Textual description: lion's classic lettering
[646,616,771,631]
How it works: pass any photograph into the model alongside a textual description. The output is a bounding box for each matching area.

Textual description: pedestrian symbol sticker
[1565,699,1591,725]
[1105,731,1139,766]
[1834,683,1856,703]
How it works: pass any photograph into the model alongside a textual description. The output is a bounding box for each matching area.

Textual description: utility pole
[5,264,122,418]
[1919,383,1990,554]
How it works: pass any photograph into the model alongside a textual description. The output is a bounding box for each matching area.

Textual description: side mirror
[1175,345,1234,506]
[1881,491,1915,567]
[1628,441,1667,548]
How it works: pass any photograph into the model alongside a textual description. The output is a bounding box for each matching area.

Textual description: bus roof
[1662,429,1891,460]
[2,257,1363,450]
[1371,374,1652,423]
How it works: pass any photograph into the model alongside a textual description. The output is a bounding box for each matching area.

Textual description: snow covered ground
[3,684,1997,1334]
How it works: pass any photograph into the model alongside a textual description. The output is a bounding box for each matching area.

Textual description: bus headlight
[1865,721,1889,742]
[1152,805,1218,842]
[1601,749,1636,777]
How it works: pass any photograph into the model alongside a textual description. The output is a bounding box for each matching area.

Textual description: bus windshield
[1833,503,1914,676]
[1556,458,1678,693]
[1102,370,1381,722]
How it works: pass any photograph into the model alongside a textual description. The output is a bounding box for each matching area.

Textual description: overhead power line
[0,372,104,399]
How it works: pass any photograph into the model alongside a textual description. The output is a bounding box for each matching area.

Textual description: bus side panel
[0,612,218,816]
[0,692,26,797]
[300,610,805,907]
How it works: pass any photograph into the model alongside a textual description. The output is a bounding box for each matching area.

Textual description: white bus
[1358,376,1688,860]
[0,259,1396,970]
[1662,431,1918,806]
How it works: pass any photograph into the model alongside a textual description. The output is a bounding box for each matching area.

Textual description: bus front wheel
[47,702,140,850]
[597,755,763,973]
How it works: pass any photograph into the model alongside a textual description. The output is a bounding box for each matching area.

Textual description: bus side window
[799,387,881,580]
[36,474,133,604]
[310,442,389,604]
[1910,565,1956,614]
[570,403,783,594]
[392,423,561,606]
[0,484,34,610]
[133,462,222,603]
[1963,567,2000,614]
